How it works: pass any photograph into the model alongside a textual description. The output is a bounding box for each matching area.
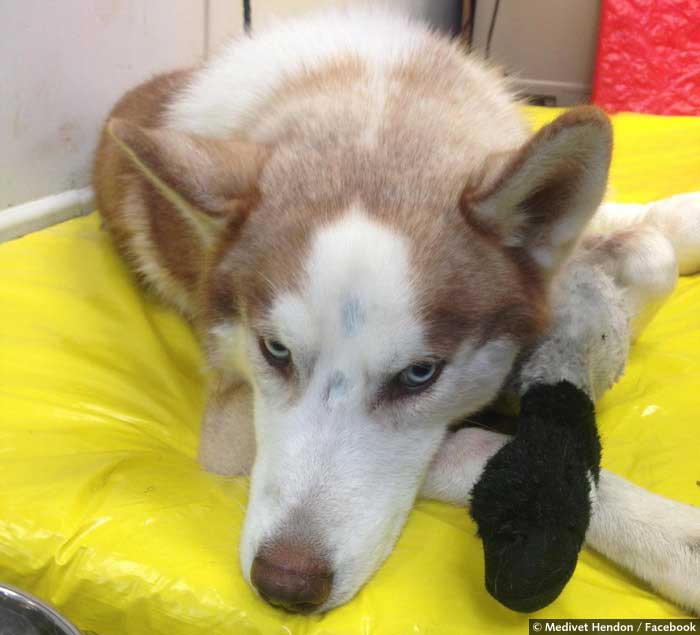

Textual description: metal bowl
[0,583,81,635]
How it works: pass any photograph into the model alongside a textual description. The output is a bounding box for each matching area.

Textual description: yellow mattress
[0,107,698,634]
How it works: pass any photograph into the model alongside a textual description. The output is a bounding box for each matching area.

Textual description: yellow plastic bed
[0,107,698,634]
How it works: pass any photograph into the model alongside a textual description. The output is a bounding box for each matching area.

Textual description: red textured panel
[592,0,700,115]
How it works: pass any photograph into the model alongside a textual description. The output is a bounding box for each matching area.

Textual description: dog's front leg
[461,254,629,611]
[420,427,510,507]
[420,428,700,615]
[198,375,256,476]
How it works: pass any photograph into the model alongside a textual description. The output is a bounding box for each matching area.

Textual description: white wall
[0,0,458,217]
[0,0,242,212]
[470,0,600,105]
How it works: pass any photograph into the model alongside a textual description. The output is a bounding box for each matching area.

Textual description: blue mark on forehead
[341,296,365,337]
[324,370,349,404]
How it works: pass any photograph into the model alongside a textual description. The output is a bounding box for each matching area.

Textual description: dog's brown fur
[90,9,700,615]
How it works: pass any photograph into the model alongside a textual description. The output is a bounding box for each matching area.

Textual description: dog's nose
[251,543,333,613]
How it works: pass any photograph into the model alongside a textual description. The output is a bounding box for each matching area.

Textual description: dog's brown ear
[463,106,612,277]
[107,118,268,247]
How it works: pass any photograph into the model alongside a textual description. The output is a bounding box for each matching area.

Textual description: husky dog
[93,7,700,615]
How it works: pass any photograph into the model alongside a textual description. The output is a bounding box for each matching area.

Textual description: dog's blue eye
[398,363,438,388]
[262,338,291,362]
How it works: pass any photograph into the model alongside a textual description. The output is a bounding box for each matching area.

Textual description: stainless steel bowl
[0,583,81,635]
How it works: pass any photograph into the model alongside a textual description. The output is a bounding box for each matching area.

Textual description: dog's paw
[628,495,700,617]
[199,382,256,476]
[586,470,700,617]
[658,527,700,616]
[469,381,601,612]
[646,192,700,275]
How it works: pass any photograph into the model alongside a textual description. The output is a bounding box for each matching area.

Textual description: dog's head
[109,107,611,612]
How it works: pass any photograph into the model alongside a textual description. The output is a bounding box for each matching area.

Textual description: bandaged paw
[469,381,601,612]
